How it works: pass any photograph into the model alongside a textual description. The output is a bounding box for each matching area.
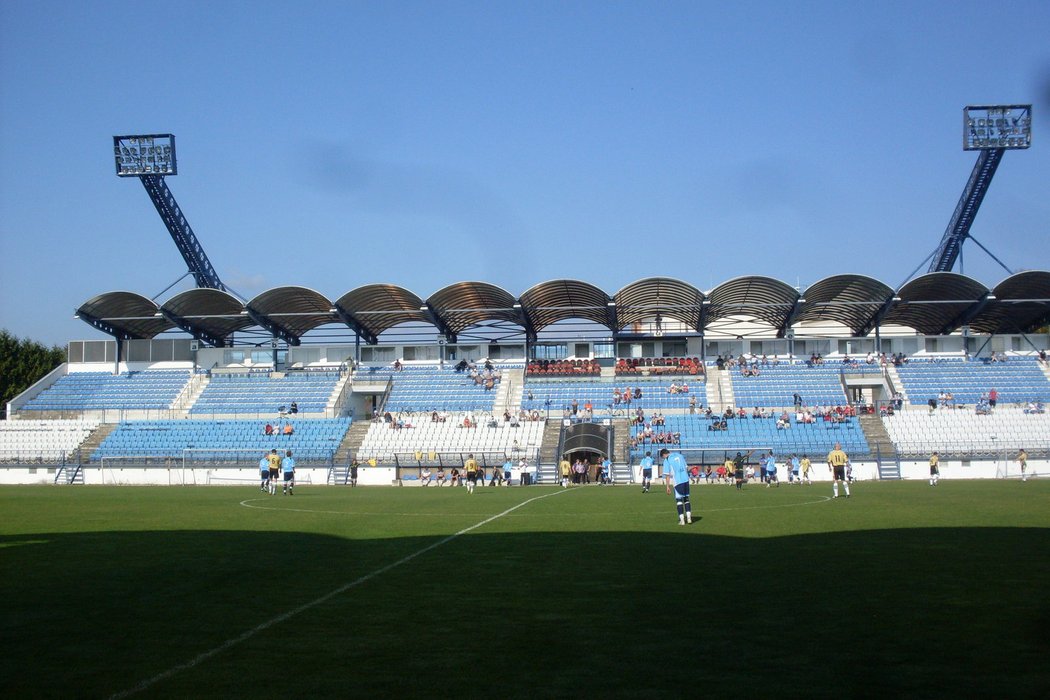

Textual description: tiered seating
[616,357,704,376]
[730,362,873,408]
[895,358,1050,406]
[522,378,703,414]
[0,419,99,462]
[21,371,191,411]
[92,418,352,462]
[630,414,868,459]
[882,407,1049,456]
[190,371,341,414]
[359,364,499,412]
[358,417,544,462]
[526,359,600,376]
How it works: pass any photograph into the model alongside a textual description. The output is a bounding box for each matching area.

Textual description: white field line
[108,488,572,699]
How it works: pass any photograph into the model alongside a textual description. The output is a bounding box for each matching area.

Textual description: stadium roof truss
[78,271,1050,347]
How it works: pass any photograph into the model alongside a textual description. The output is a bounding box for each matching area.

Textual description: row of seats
[730,363,854,408]
[895,358,1050,406]
[92,418,352,462]
[631,414,869,459]
[358,418,544,462]
[189,372,342,414]
[0,419,100,462]
[21,371,191,411]
[364,365,500,413]
[882,407,1049,454]
[523,379,703,413]
[616,357,703,375]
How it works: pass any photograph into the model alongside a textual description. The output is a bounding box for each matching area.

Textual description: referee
[827,442,851,499]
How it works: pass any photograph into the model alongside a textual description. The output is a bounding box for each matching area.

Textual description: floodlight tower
[926,105,1032,274]
[113,134,233,294]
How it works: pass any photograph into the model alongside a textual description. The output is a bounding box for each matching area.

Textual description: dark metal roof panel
[969,270,1050,334]
[426,281,523,335]
[335,284,429,338]
[796,274,895,335]
[518,279,613,332]
[246,286,337,338]
[613,277,705,331]
[706,276,799,329]
[76,291,172,339]
[161,288,253,341]
[883,273,989,335]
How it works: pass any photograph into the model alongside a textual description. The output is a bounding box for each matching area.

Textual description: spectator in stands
[436,466,446,485]
[393,359,402,371]
[289,402,298,414]
[449,467,461,487]
[571,398,579,415]
[689,395,697,414]
[689,464,701,484]
[633,387,642,400]
[283,423,294,435]
[264,423,274,436]
[421,467,432,486]
[988,388,998,409]
[793,392,802,410]
[1039,349,1048,366]
[827,443,850,498]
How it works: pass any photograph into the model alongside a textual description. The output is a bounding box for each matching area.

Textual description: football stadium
[3,7,1050,695]
[3,121,1050,698]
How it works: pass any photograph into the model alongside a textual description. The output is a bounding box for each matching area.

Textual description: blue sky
[1,0,1048,346]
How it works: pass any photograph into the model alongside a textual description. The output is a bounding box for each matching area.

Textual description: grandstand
[20,370,191,412]
[5,271,1049,484]
[93,418,352,464]
[894,357,1050,406]
[189,369,344,415]
[357,416,544,465]
[630,414,870,461]
[0,419,99,463]
[729,361,881,409]
[882,407,1049,458]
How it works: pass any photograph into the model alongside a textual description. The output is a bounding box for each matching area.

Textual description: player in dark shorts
[827,442,850,499]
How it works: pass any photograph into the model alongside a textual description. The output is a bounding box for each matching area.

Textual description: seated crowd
[615,357,704,376]
[526,359,600,376]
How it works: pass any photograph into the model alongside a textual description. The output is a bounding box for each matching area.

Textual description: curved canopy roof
[76,291,172,340]
[519,279,613,333]
[968,270,1050,334]
[706,276,799,330]
[335,284,428,344]
[77,272,1050,345]
[161,288,253,346]
[246,286,337,344]
[614,277,705,332]
[883,273,990,336]
[425,282,523,337]
[796,274,895,335]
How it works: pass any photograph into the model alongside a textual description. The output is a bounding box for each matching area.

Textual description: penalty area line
[109,487,572,700]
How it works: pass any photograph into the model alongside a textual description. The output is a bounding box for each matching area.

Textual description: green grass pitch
[2,480,1048,698]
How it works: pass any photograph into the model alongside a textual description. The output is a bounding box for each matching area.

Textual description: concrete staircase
[858,413,900,479]
[334,421,370,466]
[76,422,117,463]
[536,419,563,483]
[173,373,209,414]
[496,367,525,414]
[610,418,634,483]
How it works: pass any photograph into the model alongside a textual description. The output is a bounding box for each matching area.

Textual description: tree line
[0,330,65,417]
